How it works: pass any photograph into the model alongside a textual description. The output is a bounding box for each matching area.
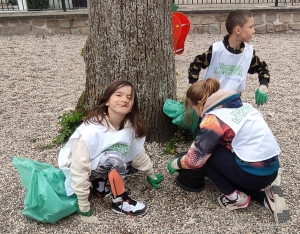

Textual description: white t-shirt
[208,103,281,162]
[58,120,145,196]
[202,41,253,93]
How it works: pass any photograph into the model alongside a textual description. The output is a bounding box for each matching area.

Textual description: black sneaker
[90,178,111,198]
[111,192,147,216]
[90,187,111,198]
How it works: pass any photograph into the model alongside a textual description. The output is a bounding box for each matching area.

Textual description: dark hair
[185,78,220,121]
[225,10,253,35]
[84,80,146,138]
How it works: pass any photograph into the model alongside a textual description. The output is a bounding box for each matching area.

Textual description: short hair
[225,10,253,35]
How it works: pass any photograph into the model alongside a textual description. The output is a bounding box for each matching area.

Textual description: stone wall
[0,11,90,35]
[184,10,300,34]
[0,5,300,36]
[0,18,89,35]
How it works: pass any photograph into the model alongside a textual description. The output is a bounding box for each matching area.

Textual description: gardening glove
[76,206,100,224]
[167,158,180,175]
[147,173,164,189]
[255,85,268,105]
[77,206,92,217]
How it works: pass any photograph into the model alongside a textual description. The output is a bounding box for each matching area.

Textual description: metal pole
[62,0,66,11]
[18,0,28,11]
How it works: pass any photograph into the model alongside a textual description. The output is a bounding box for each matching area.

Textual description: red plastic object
[172,14,182,54]
[172,12,190,55]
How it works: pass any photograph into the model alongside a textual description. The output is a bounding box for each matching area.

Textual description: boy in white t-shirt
[188,9,269,105]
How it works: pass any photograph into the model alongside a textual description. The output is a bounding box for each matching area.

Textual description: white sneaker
[217,190,250,211]
[264,185,290,224]
[111,192,147,216]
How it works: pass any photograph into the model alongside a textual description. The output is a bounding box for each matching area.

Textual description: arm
[248,49,270,87]
[70,137,92,213]
[131,147,163,189]
[188,46,212,84]
[178,114,224,169]
[249,50,270,105]
[131,147,154,177]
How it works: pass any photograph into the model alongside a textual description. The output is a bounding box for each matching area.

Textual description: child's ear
[235,25,241,35]
[197,101,203,108]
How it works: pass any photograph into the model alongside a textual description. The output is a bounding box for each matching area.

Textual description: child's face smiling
[106,85,134,117]
[239,17,255,43]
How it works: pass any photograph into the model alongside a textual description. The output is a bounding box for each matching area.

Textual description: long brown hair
[84,80,146,138]
[185,78,220,121]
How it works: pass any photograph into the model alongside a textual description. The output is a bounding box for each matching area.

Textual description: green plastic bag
[12,157,78,223]
[163,99,199,137]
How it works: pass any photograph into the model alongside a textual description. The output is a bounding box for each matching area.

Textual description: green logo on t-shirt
[230,104,254,124]
[214,63,243,77]
[106,143,129,155]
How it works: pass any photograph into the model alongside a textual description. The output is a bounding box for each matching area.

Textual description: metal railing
[1,0,18,10]
[173,0,292,3]
[0,0,87,11]
[1,0,296,12]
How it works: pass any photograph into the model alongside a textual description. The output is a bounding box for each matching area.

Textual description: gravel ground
[0,33,300,233]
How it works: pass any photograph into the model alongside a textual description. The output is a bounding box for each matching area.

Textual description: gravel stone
[0,33,299,233]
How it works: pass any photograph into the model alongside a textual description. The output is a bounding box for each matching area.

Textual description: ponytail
[204,78,220,97]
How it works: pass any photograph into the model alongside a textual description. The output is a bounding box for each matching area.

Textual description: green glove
[167,158,180,175]
[255,85,268,105]
[147,173,164,189]
[77,208,92,217]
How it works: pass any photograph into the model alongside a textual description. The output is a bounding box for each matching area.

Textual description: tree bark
[76,0,177,142]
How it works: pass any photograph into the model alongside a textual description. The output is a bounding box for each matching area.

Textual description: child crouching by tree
[59,80,163,223]
[168,78,290,224]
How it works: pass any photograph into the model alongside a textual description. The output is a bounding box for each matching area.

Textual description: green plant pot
[174,152,206,192]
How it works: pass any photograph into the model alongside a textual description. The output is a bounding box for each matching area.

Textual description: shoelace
[119,195,132,213]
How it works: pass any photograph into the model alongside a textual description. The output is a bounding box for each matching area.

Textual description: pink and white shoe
[218,190,251,211]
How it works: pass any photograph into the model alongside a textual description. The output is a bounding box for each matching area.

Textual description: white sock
[225,191,238,201]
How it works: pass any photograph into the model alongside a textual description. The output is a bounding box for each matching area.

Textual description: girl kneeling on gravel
[59,80,163,223]
[167,78,289,224]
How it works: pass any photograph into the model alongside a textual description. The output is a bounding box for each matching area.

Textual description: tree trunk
[76,0,177,142]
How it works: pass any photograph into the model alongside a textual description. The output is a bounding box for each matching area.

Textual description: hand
[147,173,164,189]
[255,85,268,105]
[75,207,99,224]
[167,158,180,175]
[75,214,100,224]
[77,207,92,217]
